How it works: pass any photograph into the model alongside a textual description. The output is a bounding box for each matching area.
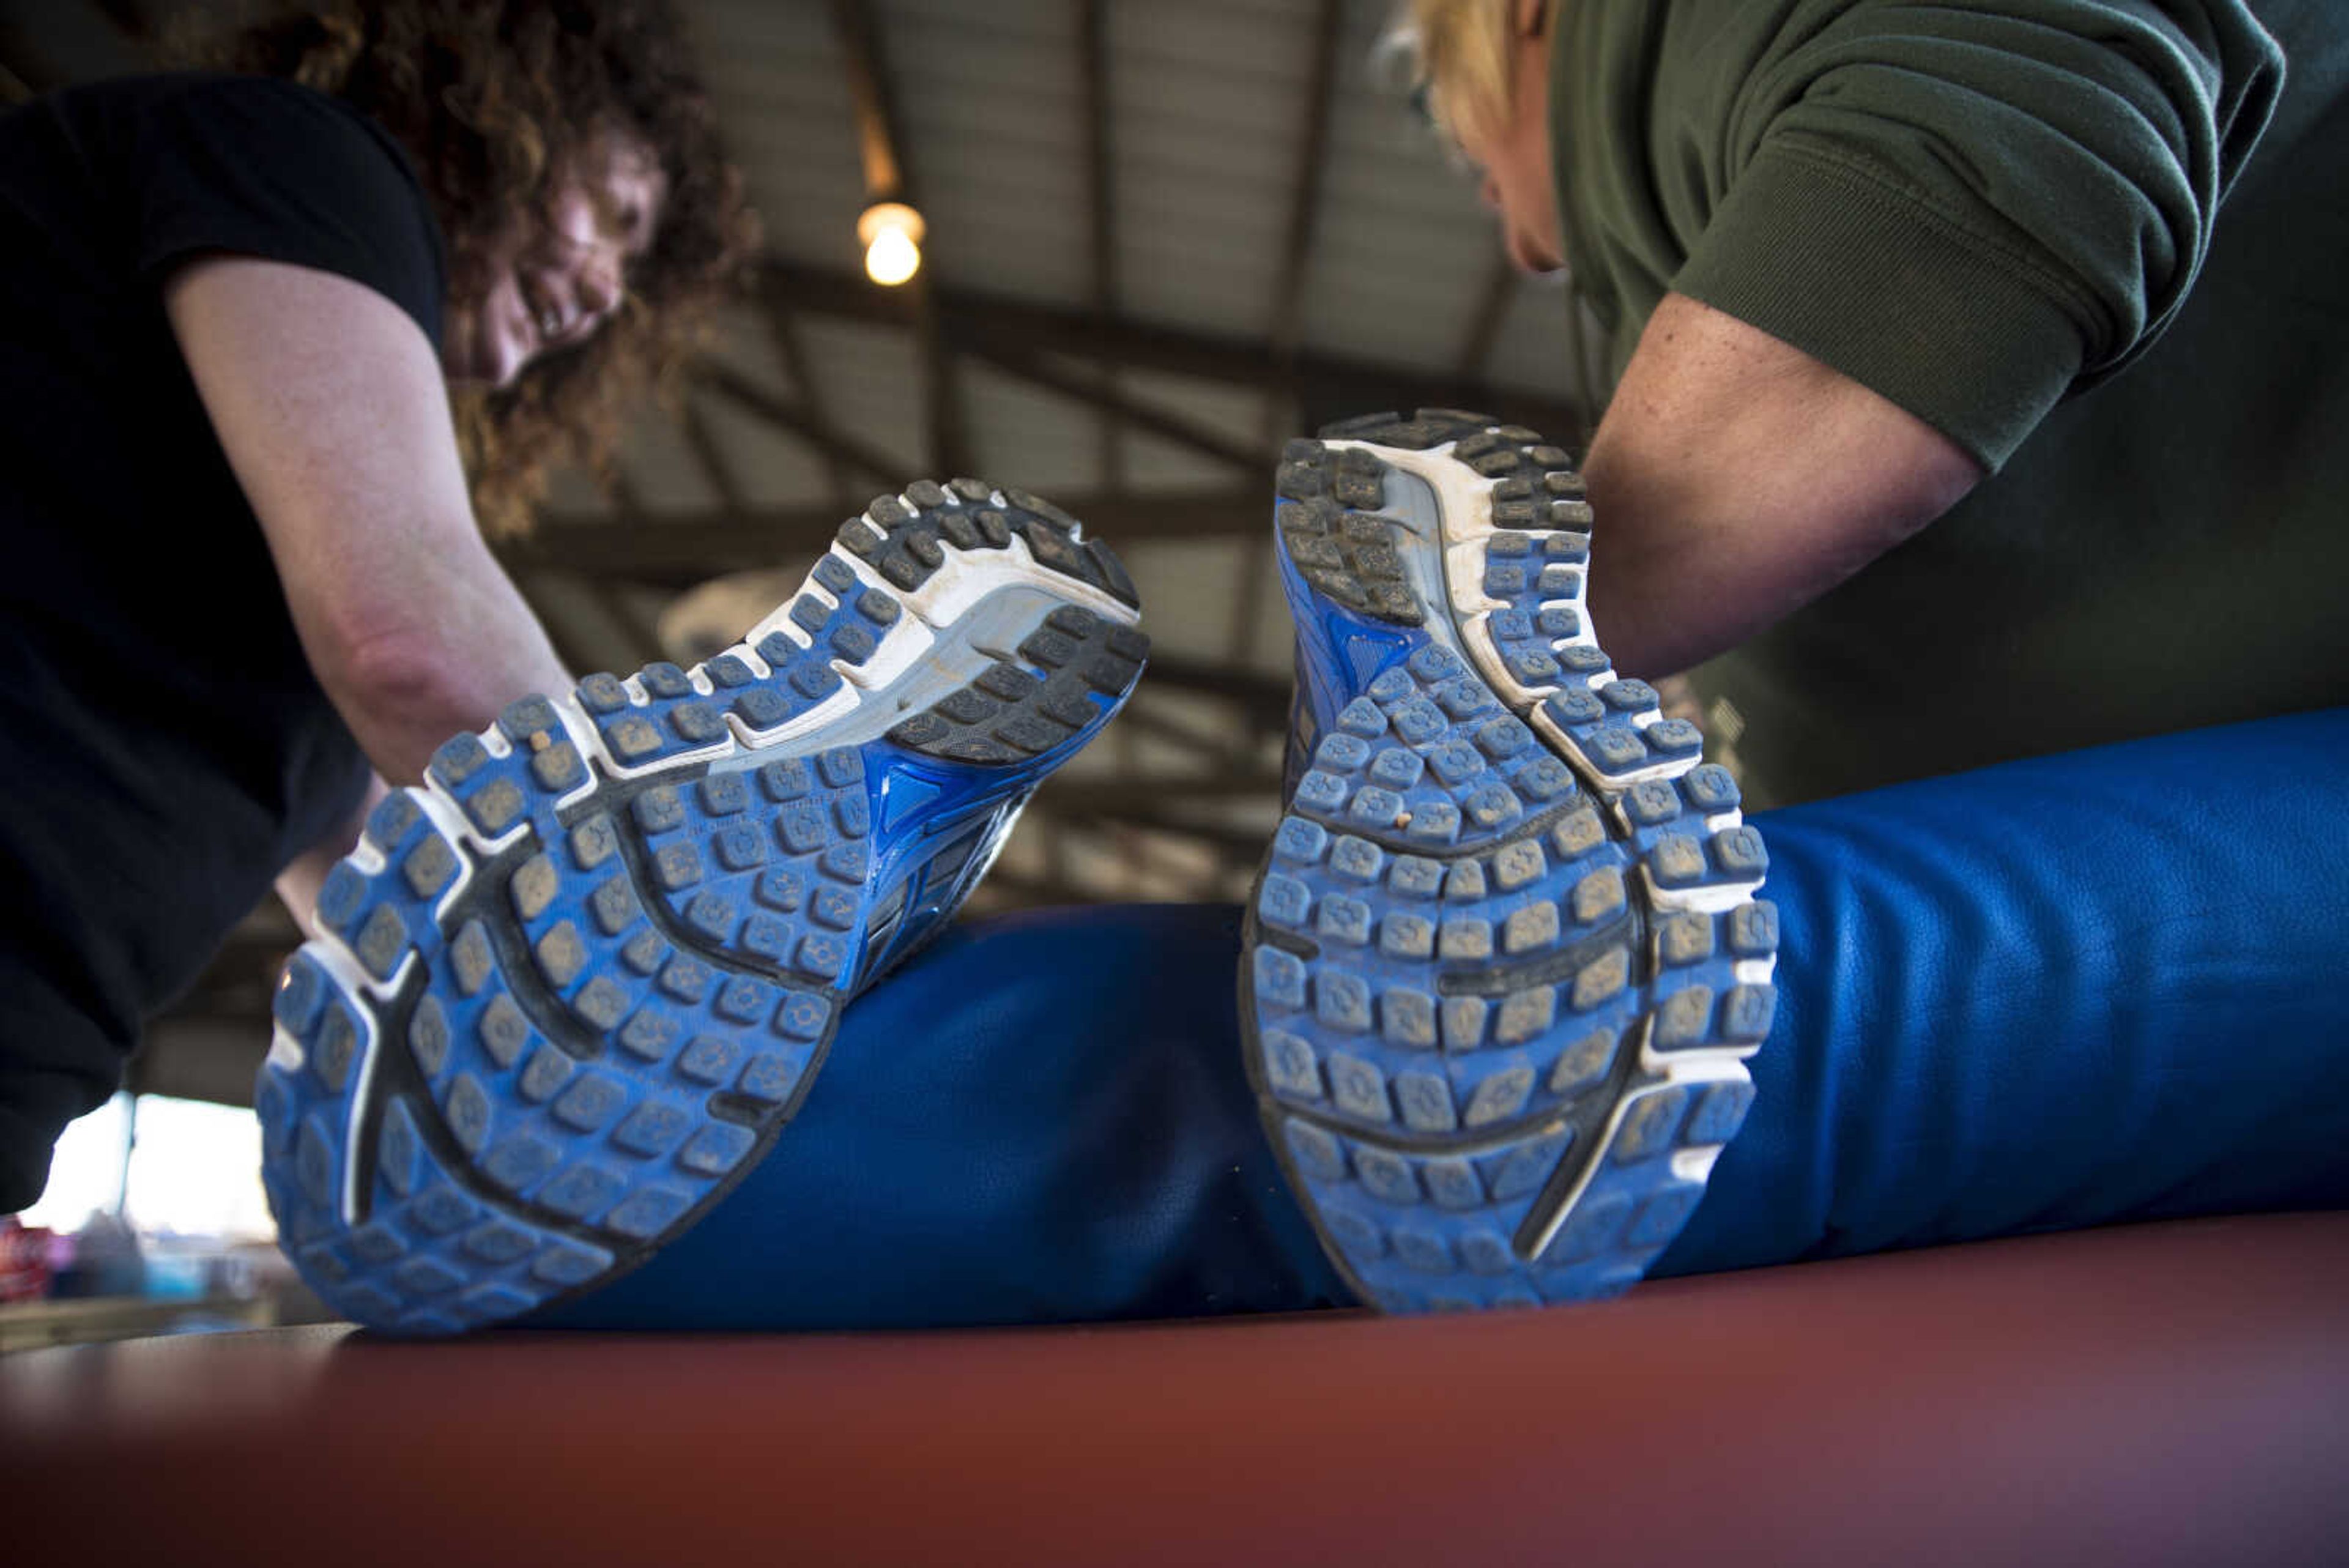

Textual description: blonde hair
[1403,0,1518,147]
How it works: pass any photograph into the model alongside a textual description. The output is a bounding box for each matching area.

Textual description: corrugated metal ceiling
[651,0,1584,506]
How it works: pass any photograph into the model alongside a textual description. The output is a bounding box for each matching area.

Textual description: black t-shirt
[0,72,447,1209]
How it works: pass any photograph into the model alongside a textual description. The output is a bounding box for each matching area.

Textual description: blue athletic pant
[532,708,2349,1329]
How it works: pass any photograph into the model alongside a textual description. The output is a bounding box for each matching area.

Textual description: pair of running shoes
[259,409,1775,1332]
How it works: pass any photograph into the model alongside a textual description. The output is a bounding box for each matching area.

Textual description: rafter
[915,278,971,477]
[762,261,1585,453]
[757,275,852,507]
[828,0,968,477]
[1457,249,1519,382]
[1124,653,1293,726]
[680,395,745,514]
[697,362,911,489]
[1041,774,1285,816]
[585,582,667,674]
[505,490,1263,584]
[1108,698,1263,772]
[960,864,1113,910]
[1269,0,1343,367]
[513,569,622,682]
[830,0,907,204]
[1237,0,1342,666]
[1054,808,1276,862]
[601,458,648,518]
[962,334,1258,475]
[1078,0,1123,492]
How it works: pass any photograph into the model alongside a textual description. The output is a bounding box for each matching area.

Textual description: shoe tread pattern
[888,607,1150,765]
[1246,412,1775,1313]
[835,478,1140,610]
[260,480,1145,1333]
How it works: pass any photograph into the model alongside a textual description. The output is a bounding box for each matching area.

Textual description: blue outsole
[258,481,1146,1334]
[1244,412,1776,1313]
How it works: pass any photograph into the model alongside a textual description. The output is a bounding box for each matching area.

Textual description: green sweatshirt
[1550,0,2349,805]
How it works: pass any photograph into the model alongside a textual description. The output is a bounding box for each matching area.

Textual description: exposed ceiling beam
[915,278,973,477]
[962,866,1116,910]
[1269,0,1343,366]
[1457,249,1519,382]
[1110,699,1264,773]
[762,260,1584,440]
[831,0,908,204]
[828,0,968,478]
[1231,0,1341,671]
[1130,653,1293,725]
[698,361,911,489]
[514,570,624,680]
[755,273,852,507]
[962,335,1259,475]
[1078,0,1123,491]
[1247,0,1341,674]
[1100,816,1242,892]
[1039,774,1284,814]
[506,489,1264,583]
[604,458,648,518]
[1057,809,1276,861]
[514,571,662,682]
[586,582,667,671]
[680,395,745,514]
[1039,792,1074,890]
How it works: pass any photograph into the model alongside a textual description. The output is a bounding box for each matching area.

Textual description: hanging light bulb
[858,201,926,287]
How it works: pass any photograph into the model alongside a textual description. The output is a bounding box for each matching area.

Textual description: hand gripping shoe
[258,480,1147,1334]
[1242,412,1775,1312]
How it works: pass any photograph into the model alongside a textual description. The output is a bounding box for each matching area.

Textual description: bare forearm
[322,567,571,785]
[166,257,572,786]
[1578,293,1982,680]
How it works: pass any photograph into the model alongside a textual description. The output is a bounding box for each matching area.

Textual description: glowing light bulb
[864,226,919,286]
[857,201,926,288]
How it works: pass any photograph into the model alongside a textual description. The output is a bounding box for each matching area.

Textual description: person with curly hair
[0,0,755,1211]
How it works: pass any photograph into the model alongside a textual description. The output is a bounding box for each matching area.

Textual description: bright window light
[15,1093,273,1241]
[125,1095,274,1239]
[15,1093,130,1230]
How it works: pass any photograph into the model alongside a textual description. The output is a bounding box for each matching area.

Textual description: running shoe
[1242,411,1775,1312]
[258,480,1148,1334]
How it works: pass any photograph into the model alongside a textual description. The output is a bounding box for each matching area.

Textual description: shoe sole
[258,480,1147,1334]
[1242,411,1775,1313]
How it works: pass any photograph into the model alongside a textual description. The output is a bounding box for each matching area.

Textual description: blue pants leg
[525,902,1356,1329]
[1654,704,2349,1276]
[530,708,2349,1329]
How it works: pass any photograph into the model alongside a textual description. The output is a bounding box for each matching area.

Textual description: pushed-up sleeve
[128,74,447,351]
[1666,0,2282,469]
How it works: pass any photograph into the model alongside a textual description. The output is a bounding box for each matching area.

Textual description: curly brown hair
[184,0,759,537]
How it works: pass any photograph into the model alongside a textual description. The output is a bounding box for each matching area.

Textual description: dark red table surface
[6,1213,2345,1567]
